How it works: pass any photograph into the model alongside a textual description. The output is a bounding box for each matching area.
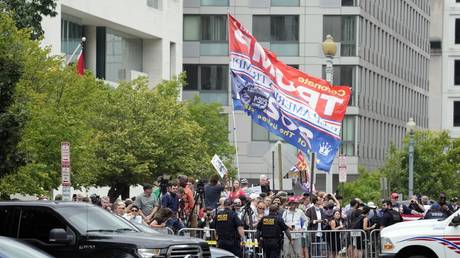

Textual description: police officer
[256,204,292,258]
[213,199,245,257]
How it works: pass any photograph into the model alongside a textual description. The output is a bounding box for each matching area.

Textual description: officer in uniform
[213,199,245,257]
[256,204,292,258]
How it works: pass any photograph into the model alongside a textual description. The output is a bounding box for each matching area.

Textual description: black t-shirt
[381,209,401,227]
[204,183,224,210]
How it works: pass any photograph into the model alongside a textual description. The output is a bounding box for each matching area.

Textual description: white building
[430,0,460,137]
[41,0,183,87]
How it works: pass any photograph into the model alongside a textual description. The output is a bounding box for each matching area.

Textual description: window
[183,64,228,105]
[323,16,356,56]
[183,15,227,41]
[342,0,356,6]
[341,116,355,155]
[61,17,82,57]
[322,65,356,105]
[0,207,20,237]
[253,15,299,56]
[454,101,460,127]
[455,60,460,85]
[146,0,160,9]
[456,19,460,44]
[19,208,67,244]
[201,0,228,6]
[271,0,299,7]
[251,121,281,141]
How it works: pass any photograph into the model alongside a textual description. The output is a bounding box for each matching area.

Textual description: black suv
[0,201,210,258]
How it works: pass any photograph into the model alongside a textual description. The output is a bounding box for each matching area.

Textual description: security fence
[175,227,382,258]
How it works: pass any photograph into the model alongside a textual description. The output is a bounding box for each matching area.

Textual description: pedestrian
[228,180,246,201]
[328,210,345,258]
[306,195,327,258]
[135,184,159,222]
[240,178,249,193]
[259,175,271,194]
[282,198,307,258]
[150,207,173,228]
[233,198,243,219]
[161,181,180,214]
[408,195,425,214]
[253,201,268,228]
[256,204,292,258]
[113,200,126,216]
[100,196,111,212]
[204,174,225,210]
[380,200,402,229]
[178,175,196,227]
[123,204,143,224]
[212,199,245,257]
[390,192,414,215]
[452,197,459,212]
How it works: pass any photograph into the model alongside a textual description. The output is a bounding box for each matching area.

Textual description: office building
[183,0,430,191]
[41,0,183,87]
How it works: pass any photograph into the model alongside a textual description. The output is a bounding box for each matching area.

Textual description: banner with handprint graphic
[229,14,351,171]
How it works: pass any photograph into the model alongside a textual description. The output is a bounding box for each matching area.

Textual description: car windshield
[57,206,139,233]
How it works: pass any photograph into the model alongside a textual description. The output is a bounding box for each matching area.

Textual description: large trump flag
[229,14,351,171]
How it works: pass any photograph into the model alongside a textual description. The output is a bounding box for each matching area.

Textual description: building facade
[41,0,183,87]
[430,0,460,138]
[183,0,430,191]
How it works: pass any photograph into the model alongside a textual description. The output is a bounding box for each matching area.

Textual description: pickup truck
[380,209,460,258]
[0,201,211,258]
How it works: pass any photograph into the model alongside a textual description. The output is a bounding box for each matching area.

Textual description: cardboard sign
[211,154,228,178]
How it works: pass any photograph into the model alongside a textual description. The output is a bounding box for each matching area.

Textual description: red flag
[296,150,307,171]
[76,50,84,75]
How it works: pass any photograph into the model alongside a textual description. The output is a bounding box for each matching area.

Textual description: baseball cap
[240,178,248,184]
[391,192,399,199]
[288,197,298,203]
[367,202,377,209]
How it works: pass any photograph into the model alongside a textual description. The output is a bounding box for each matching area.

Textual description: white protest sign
[244,186,262,197]
[211,154,228,178]
[61,142,71,201]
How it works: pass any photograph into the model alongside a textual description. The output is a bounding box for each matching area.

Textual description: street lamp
[322,35,337,194]
[406,117,416,198]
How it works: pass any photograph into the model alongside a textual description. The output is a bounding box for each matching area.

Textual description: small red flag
[76,50,84,75]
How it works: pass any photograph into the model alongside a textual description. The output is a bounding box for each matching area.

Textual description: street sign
[61,142,71,201]
[338,155,347,183]
[211,154,228,178]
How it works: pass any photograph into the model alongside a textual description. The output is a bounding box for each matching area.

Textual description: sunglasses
[131,209,138,212]
[257,207,265,210]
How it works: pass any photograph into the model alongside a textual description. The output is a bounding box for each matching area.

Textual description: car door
[18,207,79,258]
[443,212,460,258]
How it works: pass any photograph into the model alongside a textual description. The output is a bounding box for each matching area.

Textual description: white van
[380,209,460,258]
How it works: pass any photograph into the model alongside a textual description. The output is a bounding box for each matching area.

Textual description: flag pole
[66,37,86,65]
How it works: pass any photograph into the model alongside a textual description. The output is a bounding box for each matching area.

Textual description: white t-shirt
[283,208,308,230]
[315,207,322,236]
[123,214,143,224]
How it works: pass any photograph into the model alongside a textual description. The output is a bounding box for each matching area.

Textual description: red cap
[288,197,297,203]
[391,192,399,199]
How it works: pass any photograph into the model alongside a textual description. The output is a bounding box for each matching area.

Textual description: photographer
[204,174,225,210]
[161,181,180,214]
[408,195,425,214]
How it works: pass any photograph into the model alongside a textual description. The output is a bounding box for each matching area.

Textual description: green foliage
[337,167,382,204]
[0,0,57,39]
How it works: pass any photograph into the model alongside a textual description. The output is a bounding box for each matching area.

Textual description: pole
[277,142,283,190]
[231,106,241,179]
[66,37,86,65]
[408,130,414,198]
[325,55,334,193]
[310,153,315,193]
[272,150,275,190]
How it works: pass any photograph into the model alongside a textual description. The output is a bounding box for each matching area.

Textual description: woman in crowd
[328,210,345,258]
[228,180,245,201]
[252,201,267,228]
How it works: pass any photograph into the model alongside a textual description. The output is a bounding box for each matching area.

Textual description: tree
[0,0,57,39]
[337,167,382,204]
[186,97,235,178]
[91,77,210,201]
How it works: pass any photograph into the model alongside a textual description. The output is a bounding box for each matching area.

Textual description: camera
[196,179,206,194]
[158,175,171,195]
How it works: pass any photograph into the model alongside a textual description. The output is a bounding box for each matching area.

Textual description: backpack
[351,214,365,229]
[388,209,402,224]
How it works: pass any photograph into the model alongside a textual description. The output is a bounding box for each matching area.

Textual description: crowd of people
[54,174,459,258]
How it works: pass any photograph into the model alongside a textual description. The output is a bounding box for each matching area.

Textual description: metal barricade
[242,229,263,258]
[368,229,381,258]
[177,228,218,247]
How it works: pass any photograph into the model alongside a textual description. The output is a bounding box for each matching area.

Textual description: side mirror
[449,215,460,227]
[49,228,72,243]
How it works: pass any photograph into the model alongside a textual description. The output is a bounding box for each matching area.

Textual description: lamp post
[406,117,416,198]
[322,35,337,194]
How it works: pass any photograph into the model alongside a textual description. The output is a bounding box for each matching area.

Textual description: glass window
[201,0,228,6]
[201,65,228,91]
[456,19,460,44]
[323,16,356,56]
[105,29,143,82]
[253,16,271,42]
[201,15,227,41]
[341,116,355,156]
[271,16,299,41]
[184,16,200,41]
[0,207,20,238]
[19,208,67,244]
[251,121,282,141]
[455,60,460,85]
[60,18,82,57]
[184,64,199,90]
[271,0,299,6]
[342,0,355,6]
[146,0,160,9]
[454,102,460,127]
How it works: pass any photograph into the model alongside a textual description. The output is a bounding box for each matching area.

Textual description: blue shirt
[161,192,179,213]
